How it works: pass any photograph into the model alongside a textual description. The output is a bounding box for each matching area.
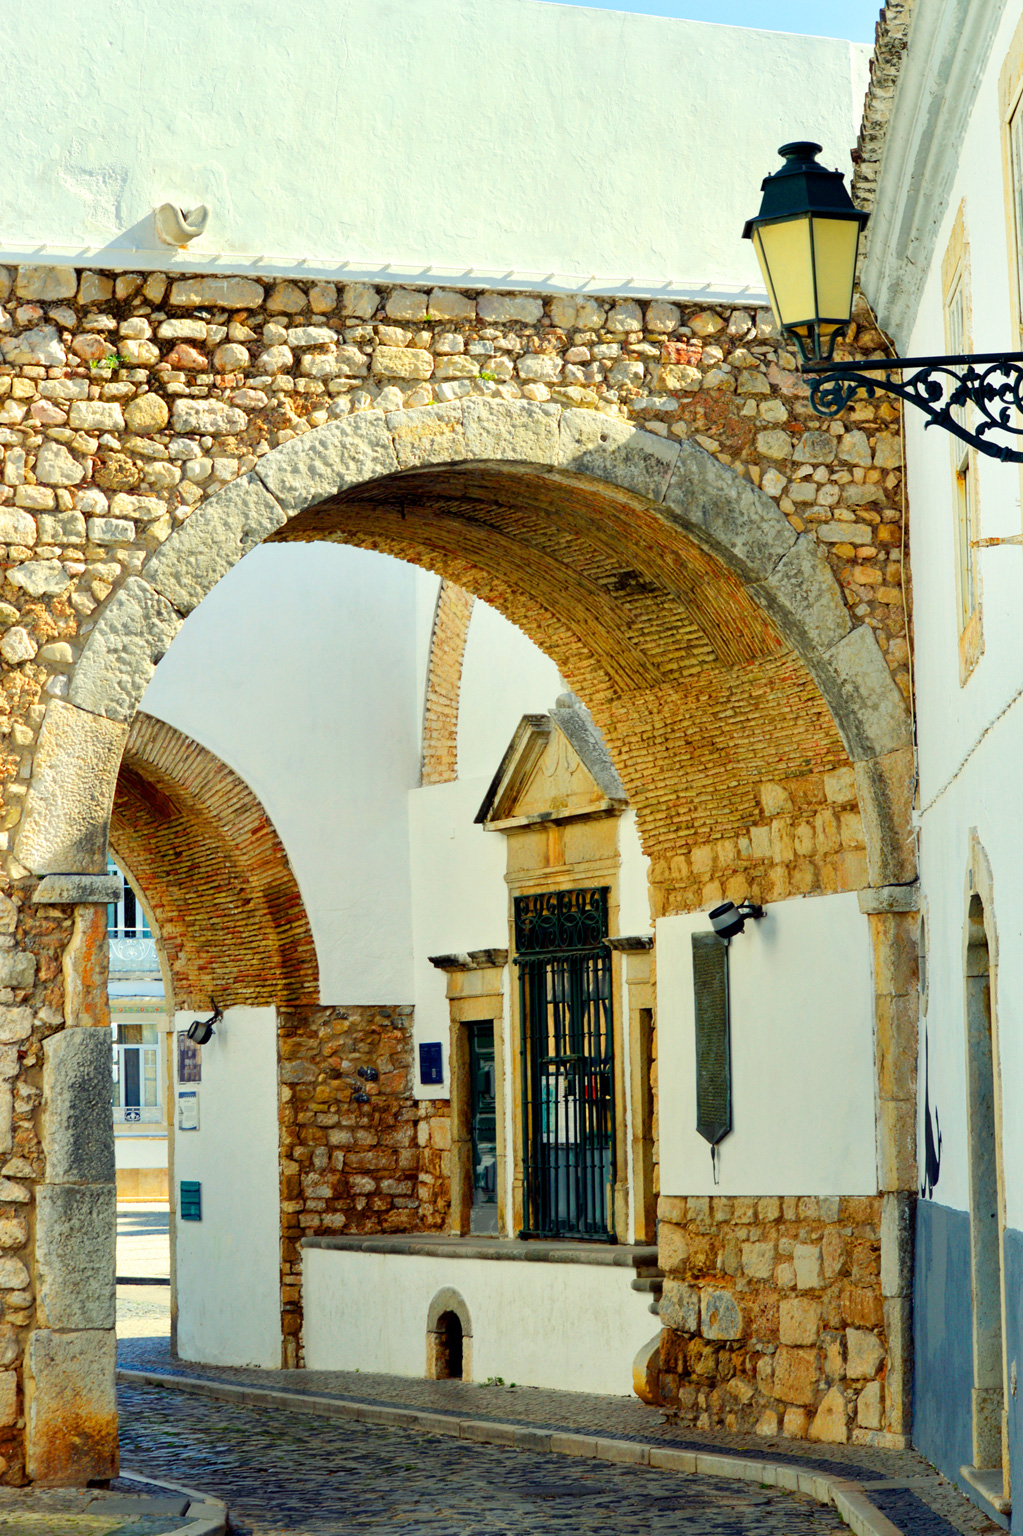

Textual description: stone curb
[119,1466,228,1536]
[117,1368,909,1536]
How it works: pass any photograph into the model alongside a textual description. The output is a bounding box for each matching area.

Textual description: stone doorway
[963,888,1010,1508]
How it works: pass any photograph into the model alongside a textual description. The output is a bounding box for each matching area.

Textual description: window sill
[960,1464,1011,1518]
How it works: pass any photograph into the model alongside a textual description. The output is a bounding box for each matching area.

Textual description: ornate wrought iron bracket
[803,351,1023,463]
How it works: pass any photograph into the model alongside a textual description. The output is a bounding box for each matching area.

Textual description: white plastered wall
[0,0,866,294]
[303,1247,654,1394]
[656,893,876,1196]
[891,1,1023,1227]
[173,1005,282,1369]
[141,542,420,1005]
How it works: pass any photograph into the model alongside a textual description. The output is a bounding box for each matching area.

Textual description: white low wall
[173,1005,282,1369]
[303,1247,655,1395]
[656,892,877,1197]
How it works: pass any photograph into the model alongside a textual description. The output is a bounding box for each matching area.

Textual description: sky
[536,0,881,43]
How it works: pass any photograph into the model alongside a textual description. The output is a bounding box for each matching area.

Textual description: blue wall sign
[419,1042,444,1086]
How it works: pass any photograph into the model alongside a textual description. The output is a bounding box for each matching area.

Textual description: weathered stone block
[373,345,433,379]
[43,1027,116,1185]
[33,874,122,905]
[878,1099,916,1193]
[857,1378,883,1429]
[821,624,914,761]
[476,293,544,325]
[664,439,796,581]
[145,474,287,613]
[26,1328,118,1485]
[16,701,127,875]
[808,1384,848,1443]
[659,1279,699,1333]
[855,747,917,887]
[70,577,182,722]
[773,1345,818,1405]
[387,402,467,469]
[168,276,264,308]
[0,950,34,989]
[0,1008,32,1043]
[463,396,559,463]
[741,1241,775,1279]
[254,414,398,514]
[779,1297,821,1346]
[36,1184,116,1329]
[846,1328,884,1380]
[701,1289,742,1340]
[657,1223,689,1274]
[880,1192,915,1298]
[16,266,78,301]
[561,411,679,503]
[753,534,852,658]
[875,994,918,1103]
[794,1243,823,1289]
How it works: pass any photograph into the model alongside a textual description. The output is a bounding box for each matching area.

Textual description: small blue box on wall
[180,1181,202,1221]
[419,1042,444,1086]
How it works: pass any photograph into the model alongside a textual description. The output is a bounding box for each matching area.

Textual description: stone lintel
[606,935,654,951]
[858,883,920,915]
[429,949,508,972]
[33,874,122,905]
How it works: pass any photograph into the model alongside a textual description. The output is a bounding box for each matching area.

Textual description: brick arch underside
[109,712,319,1008]
[278,462,861,917]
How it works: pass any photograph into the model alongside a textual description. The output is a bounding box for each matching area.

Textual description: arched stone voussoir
[69,577,181,723]
[143,471,287,616]
[15,699,126,876]
[750,535,852,663]
[254,409,398,514]
[810,622,913,764]
[559,407,680,503]
[662,438,797,584]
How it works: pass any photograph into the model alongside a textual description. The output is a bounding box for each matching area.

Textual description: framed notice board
[691,932,732,1146]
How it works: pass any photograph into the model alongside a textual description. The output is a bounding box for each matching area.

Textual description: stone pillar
[860,883,920,1445]
[25,888,118,1486]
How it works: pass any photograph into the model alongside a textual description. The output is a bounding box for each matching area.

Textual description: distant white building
[108,862,170,1201]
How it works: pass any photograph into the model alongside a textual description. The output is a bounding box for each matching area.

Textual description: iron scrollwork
[514,887,609,955]
[805,350,1023,464]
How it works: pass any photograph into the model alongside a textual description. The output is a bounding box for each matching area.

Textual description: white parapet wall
[302,1244,656,1395]
[173,1004,283,1369]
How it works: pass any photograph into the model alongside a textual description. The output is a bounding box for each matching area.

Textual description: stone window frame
[940,202,983,681]
[429,951,509,1237]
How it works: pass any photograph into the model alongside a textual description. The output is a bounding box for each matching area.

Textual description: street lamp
[743,141,868,366]
[743,142,1023,464]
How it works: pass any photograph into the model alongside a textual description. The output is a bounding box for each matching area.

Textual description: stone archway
[10,397,918,1481]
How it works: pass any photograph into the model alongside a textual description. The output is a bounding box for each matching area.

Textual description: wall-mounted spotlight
[155,203,210,246]
[708,901,764,942]
[187,998,223,1046]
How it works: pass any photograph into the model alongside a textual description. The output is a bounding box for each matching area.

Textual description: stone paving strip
[0,1472,225,1536]
[116,1350,998,1536]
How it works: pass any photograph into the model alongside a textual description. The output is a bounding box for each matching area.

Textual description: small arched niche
[426,1288,472,1381]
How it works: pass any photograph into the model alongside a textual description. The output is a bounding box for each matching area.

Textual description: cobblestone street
[117,1382,849,1536]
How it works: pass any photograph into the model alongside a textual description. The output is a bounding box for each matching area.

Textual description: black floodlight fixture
[743,141,869,365]
[187,998,223,1045]
[708,901,764,942]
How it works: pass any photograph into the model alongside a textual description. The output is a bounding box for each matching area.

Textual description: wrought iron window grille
[514,887,616,1243]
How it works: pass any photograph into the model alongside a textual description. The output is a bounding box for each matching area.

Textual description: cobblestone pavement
[0,1477,193,1536]
[117,1339,999,1536]
[118,1381,852,1536]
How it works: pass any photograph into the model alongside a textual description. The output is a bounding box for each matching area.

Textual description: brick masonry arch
[110,711,319,1009]
[421,580,475,785]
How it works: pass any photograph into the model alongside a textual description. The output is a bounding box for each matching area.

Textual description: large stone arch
[17,398,914,908]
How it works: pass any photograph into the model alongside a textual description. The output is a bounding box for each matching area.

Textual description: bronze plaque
[692,933,731,1146]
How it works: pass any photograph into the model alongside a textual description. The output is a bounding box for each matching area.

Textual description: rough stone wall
[0,894,72,1483]
[657,1195,893,1448]
[420,580,474,785]
[277,1005,450,1366]
[110,712,318,1009]
[852,1,917,216]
